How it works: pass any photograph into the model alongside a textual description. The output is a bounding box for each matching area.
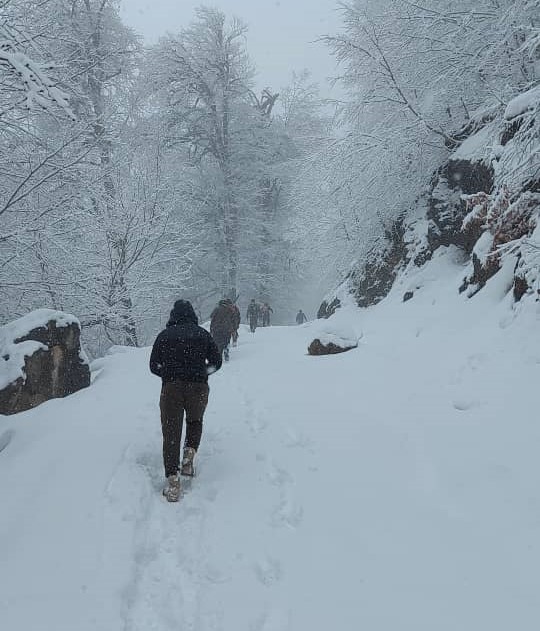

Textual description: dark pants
[160,380,209,477]
[249,318,257,333]
[211,328,231,355]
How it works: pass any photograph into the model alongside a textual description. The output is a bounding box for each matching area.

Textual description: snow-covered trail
[2,258,540,630]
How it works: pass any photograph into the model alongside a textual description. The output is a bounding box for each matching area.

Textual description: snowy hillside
[320,84,540,319]
[1,251,540,630]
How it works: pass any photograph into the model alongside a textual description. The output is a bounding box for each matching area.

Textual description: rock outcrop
[319,85,540,313]
[318,220,407,318]
[317,297,341,319]
[0,310,90,415]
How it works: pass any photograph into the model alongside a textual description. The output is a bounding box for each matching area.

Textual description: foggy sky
[120,0,342,96]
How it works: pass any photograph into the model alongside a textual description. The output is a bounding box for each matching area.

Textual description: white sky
[120,0,343,96]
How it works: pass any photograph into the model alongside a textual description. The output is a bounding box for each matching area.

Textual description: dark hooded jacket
[150,300,222,383]
[210,299,236,349]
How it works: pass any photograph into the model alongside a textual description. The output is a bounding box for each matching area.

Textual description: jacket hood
[167,300,198,326]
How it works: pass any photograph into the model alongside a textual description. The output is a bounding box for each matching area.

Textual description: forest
[2,3,540,629]
[1,0,538,355]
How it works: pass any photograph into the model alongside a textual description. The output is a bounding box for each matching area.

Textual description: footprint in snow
[284,428,312,450]
[253,556,282,586]
[266,461,293,487]
[271,493,304,529]
[246,414,268,436]
[452,396,481,411]
[251,608,291,631]
[202,563,230,585]
[203,485,219,502]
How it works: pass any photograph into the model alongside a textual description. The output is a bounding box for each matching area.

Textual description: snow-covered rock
[504,85,540,120]
[0,309,90,415]
[308,322,358,355]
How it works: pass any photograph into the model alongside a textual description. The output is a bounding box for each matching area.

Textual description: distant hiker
[296,309,307,325]
[246,299,260,333]
[210,298,236,361]
[230,302,241,347]
[260,302,274,327]
[150,300,222,502]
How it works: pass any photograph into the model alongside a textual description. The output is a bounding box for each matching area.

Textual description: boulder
[0,309,90,415]
[308,325,358,356]
[308,338,357,356]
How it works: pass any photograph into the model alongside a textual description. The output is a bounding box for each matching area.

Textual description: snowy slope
[1,250,540,630]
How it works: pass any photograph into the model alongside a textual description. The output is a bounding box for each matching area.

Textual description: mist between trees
[1,0,538,356]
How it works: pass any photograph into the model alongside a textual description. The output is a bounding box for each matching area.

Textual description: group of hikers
[150,297,309,501]
[246,299,273,332]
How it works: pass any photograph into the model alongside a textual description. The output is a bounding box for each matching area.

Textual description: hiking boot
[181,447,196,477]
[163,474,181,502]
[223,347,230,362]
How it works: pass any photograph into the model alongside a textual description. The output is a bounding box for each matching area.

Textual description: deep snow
[1,249,540,630]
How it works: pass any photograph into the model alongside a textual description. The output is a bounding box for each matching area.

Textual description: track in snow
[2,291,540,631]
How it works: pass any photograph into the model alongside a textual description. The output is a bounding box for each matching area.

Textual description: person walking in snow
[260,302,273,327]
[246,298,260,333]
[210,298,236,361]
[150,300,222,502]
[296,309,307,325]
[230,302,241,347]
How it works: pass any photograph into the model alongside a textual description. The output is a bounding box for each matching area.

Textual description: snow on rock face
[0,340,48,391]
[317,277,357,319]
[0,309,82,389]
[0,309,90,415]
[504,85,540,120]
[451,123,494,162]
[319,220,408,316]
[1,309,79,346]
[324,86,539,312]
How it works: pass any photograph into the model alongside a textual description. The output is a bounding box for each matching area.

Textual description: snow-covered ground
[1,248,540,630]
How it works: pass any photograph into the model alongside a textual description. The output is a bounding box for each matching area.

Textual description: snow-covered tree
[0,1,200,351]
[296,0,540,295]
[147,7,297,314]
